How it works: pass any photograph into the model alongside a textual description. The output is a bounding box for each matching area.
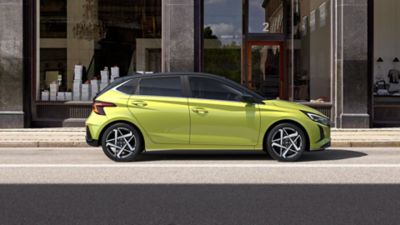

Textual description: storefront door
[246,41,285,100]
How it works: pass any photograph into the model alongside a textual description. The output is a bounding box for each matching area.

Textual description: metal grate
[36,103,91,120]
[69,106,92,118]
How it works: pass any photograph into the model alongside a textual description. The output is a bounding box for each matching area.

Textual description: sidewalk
[0,128,400,148]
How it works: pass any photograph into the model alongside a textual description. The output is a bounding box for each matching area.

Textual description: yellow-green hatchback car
[86,73,331,162]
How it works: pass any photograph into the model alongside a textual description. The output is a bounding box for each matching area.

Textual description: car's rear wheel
[265,123,306,162]
[101,123,143,162]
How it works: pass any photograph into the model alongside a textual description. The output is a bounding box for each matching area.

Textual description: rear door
[188,76,260,146]
[128,76,190,144]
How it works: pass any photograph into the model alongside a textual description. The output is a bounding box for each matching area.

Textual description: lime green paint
[86,90,331,151]
[128,95,190,144]
[188,98,260,145]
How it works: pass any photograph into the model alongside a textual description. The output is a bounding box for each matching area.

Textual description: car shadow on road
[137,150,266,161]
[300,149,368,162]
[136,149,367,162]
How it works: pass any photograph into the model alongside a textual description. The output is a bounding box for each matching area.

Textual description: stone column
[0,0,24,128]
[162,0,195,72]
[334,0,370,128]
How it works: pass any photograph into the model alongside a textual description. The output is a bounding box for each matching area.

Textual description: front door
[188,76,260,146]
[246,41,285,99]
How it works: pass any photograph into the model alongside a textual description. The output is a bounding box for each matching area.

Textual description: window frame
[137,75,185,98]
[115,78,139,95]
[186,75,263,102]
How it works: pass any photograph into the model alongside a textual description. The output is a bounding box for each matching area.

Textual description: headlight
[302,111,330,126]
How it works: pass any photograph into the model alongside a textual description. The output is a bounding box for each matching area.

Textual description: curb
[0,142,89,148]
[332,141,400,148]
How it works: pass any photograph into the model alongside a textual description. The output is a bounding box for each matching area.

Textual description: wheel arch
[98,120,145,149]
[263,119,310,152]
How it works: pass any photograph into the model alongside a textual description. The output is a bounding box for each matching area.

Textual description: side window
[116,79,138,95]
[189,77,244,101]
[139,77,183,97]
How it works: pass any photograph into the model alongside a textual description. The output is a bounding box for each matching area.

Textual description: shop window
[249,43,283,99]
[38,0,162,101]
[290,0,332,103]
[374,0,400,97]
[40,0,67,38]
[203,0,242,83]
[248,0,284,34]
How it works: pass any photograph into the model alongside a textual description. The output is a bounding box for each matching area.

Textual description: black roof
[95,72,231,98]
[120,72,228,81]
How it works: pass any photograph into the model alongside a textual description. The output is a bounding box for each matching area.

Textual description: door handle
[192,108,208,114]
[131,101,148,107]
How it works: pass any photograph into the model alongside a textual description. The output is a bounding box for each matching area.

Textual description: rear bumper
[86,126,99,147]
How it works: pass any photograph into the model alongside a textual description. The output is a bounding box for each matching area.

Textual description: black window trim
[186,75,263,103]
[137,75,185,98]
[114,78,139,95]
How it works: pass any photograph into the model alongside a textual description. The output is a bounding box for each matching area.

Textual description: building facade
[0,0,397,128]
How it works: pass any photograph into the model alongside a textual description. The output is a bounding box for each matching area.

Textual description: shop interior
[39,0,161,102]
[373,0,400,127]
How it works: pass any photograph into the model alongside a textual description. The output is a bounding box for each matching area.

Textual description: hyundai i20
[86,73,331,162]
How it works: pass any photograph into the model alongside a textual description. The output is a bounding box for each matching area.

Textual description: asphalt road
[0,147,400,184]
[0,147,400,225]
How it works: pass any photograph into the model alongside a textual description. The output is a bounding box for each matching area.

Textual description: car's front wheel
[265,123,307,162]
[101,123,143,162]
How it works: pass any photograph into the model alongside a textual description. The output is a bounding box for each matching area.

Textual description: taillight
[92,101,116,115]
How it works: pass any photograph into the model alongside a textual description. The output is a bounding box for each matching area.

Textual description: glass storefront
[373,0,400,127]
[203,0,242,83]
[290,0,332,102]
[250,43,283,99]
[31,0,333,126]
[38,0,332,103]
[373,0,400,97]
[38,0,161,101]
[248,0,284,34]
[203,0,332,103]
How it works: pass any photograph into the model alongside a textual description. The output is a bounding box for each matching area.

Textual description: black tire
[265,123,307,162]
[101,123,143,162]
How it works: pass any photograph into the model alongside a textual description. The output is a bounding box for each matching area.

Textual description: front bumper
[86,126,99,147]
[310,124,331,151]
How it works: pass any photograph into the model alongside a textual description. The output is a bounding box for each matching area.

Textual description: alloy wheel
[105,127,137,159]
[270,127,303,160]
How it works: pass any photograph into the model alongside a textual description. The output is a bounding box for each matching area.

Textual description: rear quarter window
[116,79,138,95]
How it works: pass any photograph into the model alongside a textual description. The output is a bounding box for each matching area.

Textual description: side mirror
[241,94,264,104]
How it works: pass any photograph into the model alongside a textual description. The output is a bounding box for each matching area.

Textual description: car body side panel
[188,99,260,146]
[86,90,154,148]
[86,85,330,152]
[127,95,190,144]
[255,101,331,151]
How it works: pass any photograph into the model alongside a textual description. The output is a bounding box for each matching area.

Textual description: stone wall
[0,0,24,128]
[162,0,195,72]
